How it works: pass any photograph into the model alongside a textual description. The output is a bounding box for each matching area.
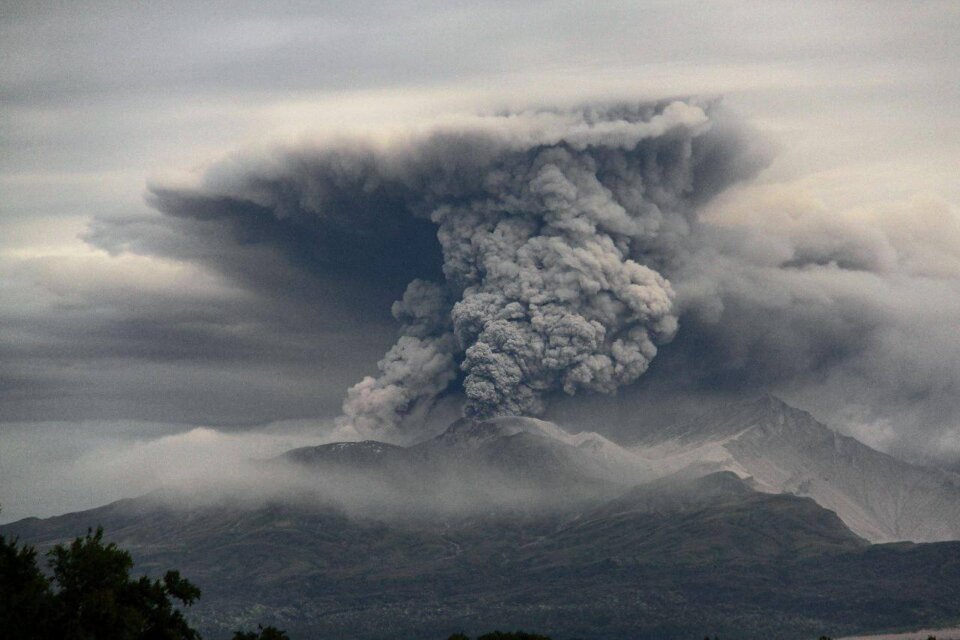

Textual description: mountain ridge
[4,469,960,640]
[280,397,960,542]
[628,395,960,542]
[6,397,960,637]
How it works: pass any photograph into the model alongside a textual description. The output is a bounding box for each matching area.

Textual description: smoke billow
[335,99,763,434]
[71,95,960,458]
[96,99,767,438]
[340,279,458,434]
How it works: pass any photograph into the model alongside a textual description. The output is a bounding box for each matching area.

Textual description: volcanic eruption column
[340,100,731,435]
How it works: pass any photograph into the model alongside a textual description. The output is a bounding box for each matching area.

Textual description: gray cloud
[83,96,960,461]
[2,0,960,471]
[0,242,398,424]
[91,100,767,437]
[550,189,960,463]
[6,93,960,465]
[0,417,352,524]
[666,191,960,459]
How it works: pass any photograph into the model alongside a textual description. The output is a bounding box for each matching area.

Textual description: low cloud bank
[0,420,356,523]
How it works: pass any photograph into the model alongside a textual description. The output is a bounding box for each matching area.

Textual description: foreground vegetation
[448,634,552,640]
[0,512,960,640]
[0,522,559,640]
[0,522,284,640]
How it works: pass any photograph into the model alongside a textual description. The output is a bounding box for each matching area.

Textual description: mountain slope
[6,404,960,637]
[415,416,652,484]
[283,400,960,542]
[630,395,960,542]
[4,472,960,640]
[278,399,960,543]
[279,416,625,516]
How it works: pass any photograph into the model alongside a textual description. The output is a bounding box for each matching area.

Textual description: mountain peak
[746,393,818,420]
[282,439,406,467]
[627,470,755,503]
[429,416,550,448]
[634,394,824,447]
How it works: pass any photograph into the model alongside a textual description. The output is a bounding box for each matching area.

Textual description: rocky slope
[284,401,960,542]
[630,396,960,542]
[292,399,960,543]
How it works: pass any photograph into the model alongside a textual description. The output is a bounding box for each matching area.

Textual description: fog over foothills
[2,1,960,523]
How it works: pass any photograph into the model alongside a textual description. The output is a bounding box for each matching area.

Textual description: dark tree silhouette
[0,531,55,640]
[447,633,553,640]
[48,527,202,640]
[233,625,291,640]
[1,523,203,640]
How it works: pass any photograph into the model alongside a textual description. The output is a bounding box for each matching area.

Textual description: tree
[48,527,202,640]
[233,625,291,640]
[0,531,55,640]
[0,523,202,640]
[447,633,553,640]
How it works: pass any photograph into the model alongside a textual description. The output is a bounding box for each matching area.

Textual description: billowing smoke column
[95,96,960,458]
[340,100,729,435]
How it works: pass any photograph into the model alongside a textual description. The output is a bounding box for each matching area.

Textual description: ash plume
[336,99,762,434]
[68,93,960,457]
[96,99,767,437]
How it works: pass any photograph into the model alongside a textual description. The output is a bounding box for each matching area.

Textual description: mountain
[4,471,960,640]
[223,402,960,541]
[284,416,644,484]
[301,398,960,544]
[630,395,960,542]
[278,416,626,516]
[6,412,960,640]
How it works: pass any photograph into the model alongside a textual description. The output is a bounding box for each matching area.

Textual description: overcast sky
[2,1,960,522]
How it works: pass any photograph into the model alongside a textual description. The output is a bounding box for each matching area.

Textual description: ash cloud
[317,101,767,434]
[91,99,767,437]
[551,187,960,461]
[665,189,960,458]
[85,98,960,460]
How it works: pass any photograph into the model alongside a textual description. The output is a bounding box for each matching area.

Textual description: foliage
[233,625,291,640]
[1,525,202,639]
[448,633,552,640]
[0,531,55,640]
